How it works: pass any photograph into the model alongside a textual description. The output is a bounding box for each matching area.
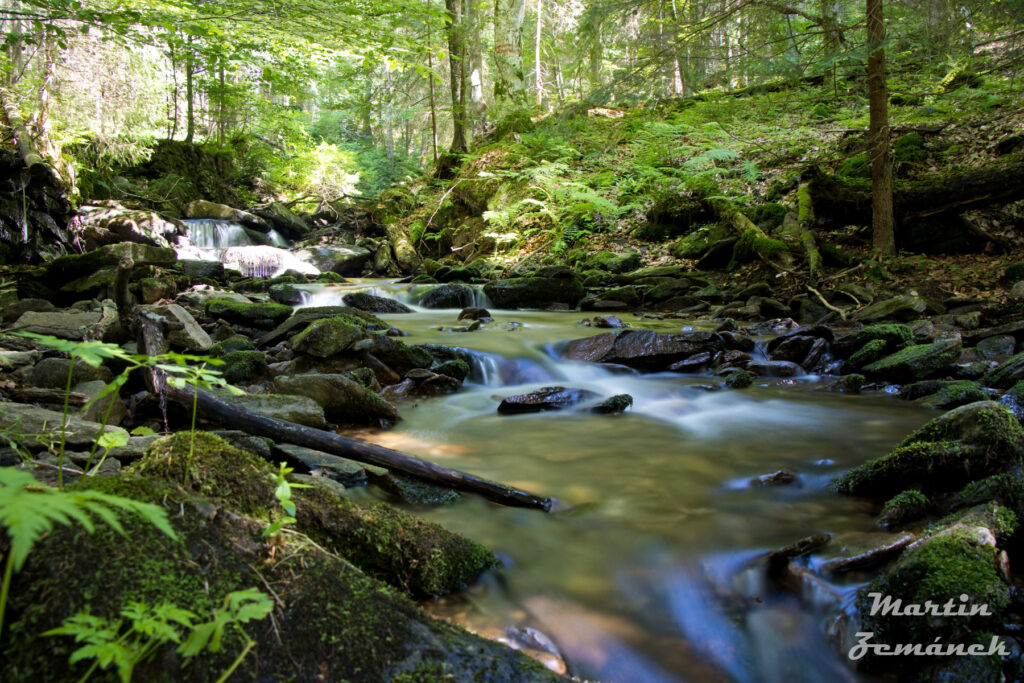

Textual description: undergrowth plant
[46,588,273,683]
[0,467,176,638]
[264,462,310,540]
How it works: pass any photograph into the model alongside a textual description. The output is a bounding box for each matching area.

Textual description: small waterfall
[221,246,319,278]
[184,219,252,249]
[267,229,289,247]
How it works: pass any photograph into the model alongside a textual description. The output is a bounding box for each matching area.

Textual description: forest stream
[296,279,935,682]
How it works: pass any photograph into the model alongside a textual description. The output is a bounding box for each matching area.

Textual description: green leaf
[131,426,157,437]
[96,430,130,451]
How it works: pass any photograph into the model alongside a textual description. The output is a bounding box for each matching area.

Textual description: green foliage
[264,462,311,539]
[46,589,273,683]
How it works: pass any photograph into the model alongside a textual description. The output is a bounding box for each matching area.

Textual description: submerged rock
[590,394,633,414]
[342,291,413,313]
[497,386,600,414]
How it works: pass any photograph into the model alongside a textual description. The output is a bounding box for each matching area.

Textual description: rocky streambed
[2,240,1024,681]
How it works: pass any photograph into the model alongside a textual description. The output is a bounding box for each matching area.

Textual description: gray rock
[184,200,270,231]
[342,292,413,313]
[178,259,225,279]
[274,373,400,425]
[418,283,475,309]
[976,334,1016,360]
[211,430,274,459]
[74,380,127,426]
[45,242,177,285]
[0,401,129,448]
[273,442,368,486]
[215,391,326,428]
[107,434,162,462]
[862,337,963,383]
[11,309,116,341]
[851,295,927,323]
[140,303,213,351]
[74,202,183,249]
[2,298,55,323]
[562,329,721,372]
[292,245,371,275]
[0,349,40,370]
[29,357,113,389]
[498,386,600,414]
[1011,280,1024,300]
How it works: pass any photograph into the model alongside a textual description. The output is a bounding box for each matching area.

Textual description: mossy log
[384,220,421,274]
[708,198,794,271]
[805,155,1024,225]
[0,87,52,181]
[780,183,823,281]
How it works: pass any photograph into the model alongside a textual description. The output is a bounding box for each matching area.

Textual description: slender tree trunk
[867,0,895,254]
[427,40,438,161]
[534,0,543,107]
[185,37,195,144]
[493,0,528,104]
[445,0,468,152]
[218,62,226,147]
[464,0,486,133]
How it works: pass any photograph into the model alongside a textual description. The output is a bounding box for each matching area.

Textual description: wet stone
[590,394,633,415]
[750,468,799,487]
[497,386,600,414]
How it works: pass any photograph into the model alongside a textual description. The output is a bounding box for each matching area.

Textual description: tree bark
[493,0,528,105]
[185,36,195,144]
[867,0,895,255]
[534,0,544,107]
[445,0,468,152]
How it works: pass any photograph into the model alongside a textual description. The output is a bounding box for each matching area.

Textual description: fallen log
[708,198,794,272]
[135,310,554,512]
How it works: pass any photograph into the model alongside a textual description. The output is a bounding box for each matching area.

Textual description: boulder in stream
[484,274,585,309]
[343,291,413,313]
[498,386,600,414]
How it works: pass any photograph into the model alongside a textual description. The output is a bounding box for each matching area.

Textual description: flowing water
[182,219,315,278]
[307,280,933,682]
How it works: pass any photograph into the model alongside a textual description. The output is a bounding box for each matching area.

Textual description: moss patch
[205,298,292,329]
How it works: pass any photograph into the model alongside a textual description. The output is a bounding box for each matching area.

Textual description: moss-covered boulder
[258,306,387,347]
[899,380,988,409]
[216,391,327,428]
[586,250,641,274]
[354,334,434,374]
[484,275,585,309]
[417,283,475,309]
[219,350,268,384]
[833,323,913,358]
[835,401,1024,497]
[877,489,930,529]
[851,295,927,323]
[952,472,1024,519]
[983,351,1024,389]
[862,337,962,383]
[290,316,375,358]
[205,298,292,329]
[44,242,177,285]
[2,468,550,682]
[845,338,888,372]
[856,531,1010,662]
[274,373,400,426]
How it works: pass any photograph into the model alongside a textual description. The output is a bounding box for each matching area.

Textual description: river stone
[899,380,988,409]
[28,357,113,389]
[292,245,371,275]
[215,391,326,428]
[185,200,270,231]
[497,386,600,414]
[976,335,1016,360]
[260,201,309,239]
[590,394,633,414]
[983,350,1024,389]
[418,283,475,309]
[351,334,433,373]
[373,473,461,505]
[268,283,304,305]
[862,337,962,383]
[75,203,184,250]
[10,309,113,341]
[45,242,177,286]
[274,374,400,426]
[832,324,913,358]
[178,259,225,279]
[272,442,369,485]
[851,295,927,323]
[259,306,388,347]
[140,303,213,351]
[2,298,55,323]
[747,360,802,377]
[835,401,1024,496]
[0,401,129,448]
[205,298,293,329]
[74,380,127,425]
[342,292,413,313]
[484,276,585,309]
[561,330,721,371]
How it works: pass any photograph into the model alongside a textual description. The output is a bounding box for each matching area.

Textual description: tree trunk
[493,0,528,105]
[867,0,895,255]
[464,0,486,133]
[534,0,544,107]
[185,36,195,144]
[445,0,468,152]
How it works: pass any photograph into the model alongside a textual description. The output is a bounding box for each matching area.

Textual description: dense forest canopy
[2,0,1022,207]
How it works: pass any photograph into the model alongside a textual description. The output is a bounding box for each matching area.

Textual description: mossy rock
[2,471,551,682]
[205,298,292,329]
[219,350,268,384]
[893,132,927,166]
[899,380,988,410]
[983,351,1024,389]
[845,338,888,372]
[856,531,1009,654]
[953,472,1024,519]
[835,401,1024,497]
[586,250,641,274]
[862,337,962,383]
[208,335,255,356]
[433,358,471,382]
[834,324,913,358]
[483,275,584,309]
[747,202,787,230]
[877,489,929,529]
[355,334,434,373]
[290,316,374,358]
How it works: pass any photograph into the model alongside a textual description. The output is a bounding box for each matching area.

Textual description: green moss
[839,152,871,179]
[208,335,256,356]
[725,370,754,389]
[858,532,1009,646]
[878,489,929,529]
[205,298,292,329]
[846,338,888,371]
[893,132,927,166]
[294,484,496,597]
[219,350,268,384]
[1002,262,1024,284]
[954,472,1024,516]
[862,338,962,383]
[290,316,373,358]
[433,358,471,381]
[835,324,913,357]
[820,243,855,267]
[901,380,987,409]
[315,271,347,283]
[343,367,377,388]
